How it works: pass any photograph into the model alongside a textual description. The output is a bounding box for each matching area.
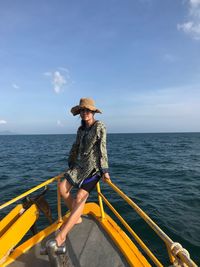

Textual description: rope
[171,242,190,258]
[170,242,191,266]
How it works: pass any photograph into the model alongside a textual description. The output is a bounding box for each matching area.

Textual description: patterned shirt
[65,120,109,186]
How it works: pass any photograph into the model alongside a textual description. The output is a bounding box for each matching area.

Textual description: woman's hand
[102,172,111,182]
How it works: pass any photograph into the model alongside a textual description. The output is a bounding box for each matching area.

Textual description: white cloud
[0,120,7,124]
[190,0,200,7]
[178,0,200,40]
[12,83,20,89]
[44,68,71,94]
[53,71,66,93]
[177,21,200,39]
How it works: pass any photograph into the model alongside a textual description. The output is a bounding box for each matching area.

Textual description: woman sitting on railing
[55,98,110,247]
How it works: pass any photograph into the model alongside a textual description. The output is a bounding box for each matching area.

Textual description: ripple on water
[0,133,200,265]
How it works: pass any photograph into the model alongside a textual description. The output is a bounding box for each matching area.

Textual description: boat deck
[8,215,130,267]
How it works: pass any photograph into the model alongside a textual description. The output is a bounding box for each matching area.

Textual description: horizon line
[0,131,200,136]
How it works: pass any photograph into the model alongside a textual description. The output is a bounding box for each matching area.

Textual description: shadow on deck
[9,215,130,267]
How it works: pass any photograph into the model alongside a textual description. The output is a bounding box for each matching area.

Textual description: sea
[0,133,199,266]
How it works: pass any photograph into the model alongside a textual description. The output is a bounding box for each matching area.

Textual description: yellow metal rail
[0,174,64,264]
[57,178,63,223]
[0,174,197,267]
[99,180,197,267]
[98,189,163,267]
[0,204,39,262]
[0,173,64,211]
[96,181,105,220]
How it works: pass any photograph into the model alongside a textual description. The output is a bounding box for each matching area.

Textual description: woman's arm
[98,122,111,181]
[68,129,80,167]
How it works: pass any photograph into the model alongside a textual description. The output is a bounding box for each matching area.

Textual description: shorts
[66,173,101,193]
[79,174,101,193]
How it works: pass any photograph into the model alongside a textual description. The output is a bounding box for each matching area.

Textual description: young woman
[55,97,110,247]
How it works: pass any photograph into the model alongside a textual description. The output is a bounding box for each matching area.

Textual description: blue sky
[0,0,200,134]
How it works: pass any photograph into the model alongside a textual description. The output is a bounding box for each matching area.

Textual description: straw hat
[71,98,102,116]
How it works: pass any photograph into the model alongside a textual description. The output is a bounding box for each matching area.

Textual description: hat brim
[71,105,102,116]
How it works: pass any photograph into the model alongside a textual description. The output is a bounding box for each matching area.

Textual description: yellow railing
[0,174,197,267]
[0,173,64,223]
[96,180,197,267]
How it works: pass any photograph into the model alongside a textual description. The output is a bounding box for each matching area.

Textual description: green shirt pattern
[65,121,109,186]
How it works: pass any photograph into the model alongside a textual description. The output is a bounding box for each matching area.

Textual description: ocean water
[0,133,199,265]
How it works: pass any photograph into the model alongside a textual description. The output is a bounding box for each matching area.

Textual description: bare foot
[75,217,82,224]
[55,233,66,247]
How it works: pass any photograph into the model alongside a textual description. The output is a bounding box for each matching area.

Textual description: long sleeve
[98,123,109,174]
[68,129,80,168]
[65,121,109,185]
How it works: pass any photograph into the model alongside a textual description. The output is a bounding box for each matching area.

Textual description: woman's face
[80,108,94,121]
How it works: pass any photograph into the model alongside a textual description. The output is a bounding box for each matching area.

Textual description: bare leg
[59,179,73,210]
[59,180,82,224]
[55,188,89,246]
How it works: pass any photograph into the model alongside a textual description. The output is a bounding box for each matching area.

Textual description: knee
[59,180,71,197]
[75,191,89,205]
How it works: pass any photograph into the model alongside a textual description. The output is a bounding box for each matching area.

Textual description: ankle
[55,233,66,247]
[76,217,82,224]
